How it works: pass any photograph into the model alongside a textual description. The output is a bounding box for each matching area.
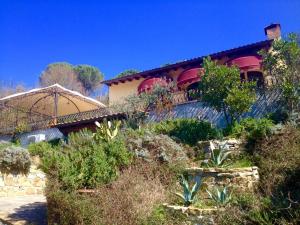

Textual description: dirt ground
[0,195,46,225]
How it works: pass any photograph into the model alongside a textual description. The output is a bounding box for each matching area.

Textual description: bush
[0,145,31,174]
[224,117,274,140]
[28,141,54,157]
[267,108,289,124]
[140,205,186,225]
[125,129,188,163]
[217,126,300,224]
[151,118,219,146]
[47,159,181,225]
[47,183,103,225]
[42,129,132,191]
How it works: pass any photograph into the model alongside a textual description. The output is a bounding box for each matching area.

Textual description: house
[102,24,281,105]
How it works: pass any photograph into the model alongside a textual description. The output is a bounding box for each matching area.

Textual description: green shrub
[224,117,274,140]
[66,128,95,148]
[151,118,219,145]
[42,129,132,191]
[217,126,300,224]
[267,108,289,124]
[0,142,11,151]
[28,141,54,157]
[0,145,31,174]
[140,205,186,225]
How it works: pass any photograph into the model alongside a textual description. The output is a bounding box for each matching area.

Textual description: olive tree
[112,82,175,129]
[260,33,300,114]
[199,57,256,125]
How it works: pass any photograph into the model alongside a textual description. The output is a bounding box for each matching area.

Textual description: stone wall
[186,167,259,190]
[164,204,217,225]
[0,163,46,197]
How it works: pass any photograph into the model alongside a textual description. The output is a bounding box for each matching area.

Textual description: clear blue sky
[0,0,299,90]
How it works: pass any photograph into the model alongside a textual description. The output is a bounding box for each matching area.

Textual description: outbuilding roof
[0,84,106,118]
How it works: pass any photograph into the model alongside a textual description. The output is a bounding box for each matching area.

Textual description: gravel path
[0,195,46,225]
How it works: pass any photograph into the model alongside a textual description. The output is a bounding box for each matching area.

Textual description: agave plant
[95,120,121,142]
[208,145,231,167]
[206,186,232,206]
[175,175,202,207]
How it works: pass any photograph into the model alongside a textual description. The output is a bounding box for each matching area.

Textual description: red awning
[228,55,262,72]
[137,77,169,93]
[177,68,204,88]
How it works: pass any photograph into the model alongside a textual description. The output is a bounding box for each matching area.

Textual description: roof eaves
[102,39,272,85]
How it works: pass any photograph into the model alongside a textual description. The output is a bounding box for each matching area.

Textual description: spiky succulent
[206,186,232,206]
[175,175,202,206]
[209,145,231,167]
[95,120,121,142]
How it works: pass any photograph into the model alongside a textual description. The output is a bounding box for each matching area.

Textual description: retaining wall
[186,167,259,190]
[0,163,46,197]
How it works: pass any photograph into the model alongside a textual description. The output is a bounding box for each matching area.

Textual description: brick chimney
[264,23,281,40]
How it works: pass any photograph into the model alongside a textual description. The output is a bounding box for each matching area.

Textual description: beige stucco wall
[108,68,186,105]
[109,79,143,105]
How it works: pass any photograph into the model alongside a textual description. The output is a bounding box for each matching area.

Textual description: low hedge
[151,118,219,145]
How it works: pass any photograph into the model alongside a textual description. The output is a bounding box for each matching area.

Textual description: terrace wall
[0,161,45,197]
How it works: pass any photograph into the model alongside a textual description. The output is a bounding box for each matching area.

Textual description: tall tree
[116,69,139,78]
[260,33,300,114]
[39,63,84,93]
[199,57,256,125]
[74,65,103,95]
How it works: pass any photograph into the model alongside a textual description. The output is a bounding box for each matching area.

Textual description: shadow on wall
[147,90,282,128]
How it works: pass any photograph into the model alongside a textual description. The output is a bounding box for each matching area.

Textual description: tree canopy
[199,57,256,125]
[116,69,140,78]
[74,65,103,95]
[39,62,84,93]
[260,33,300,113]
[39,62,103,95]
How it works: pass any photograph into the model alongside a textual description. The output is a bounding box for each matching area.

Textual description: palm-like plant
[208,145,231,167]
[206,186,232,206]
[175,175,202,207]
[95,120,121,142]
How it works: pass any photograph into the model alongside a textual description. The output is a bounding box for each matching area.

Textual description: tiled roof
[102,39,272,85]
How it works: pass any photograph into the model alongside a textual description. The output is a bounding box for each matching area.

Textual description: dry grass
[253,126,300,196]
[94,159,178,225]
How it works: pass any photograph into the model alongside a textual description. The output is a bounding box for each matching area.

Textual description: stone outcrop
[0,163,46,197]
[126,131,188,163]
[186,167,259,190]
[198,138,243,159]
[163,204,221,225]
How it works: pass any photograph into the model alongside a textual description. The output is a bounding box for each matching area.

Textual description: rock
[198,138,243,159]
[135,149,151,161]
[126,132,188,163]
[185,167,259,191]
